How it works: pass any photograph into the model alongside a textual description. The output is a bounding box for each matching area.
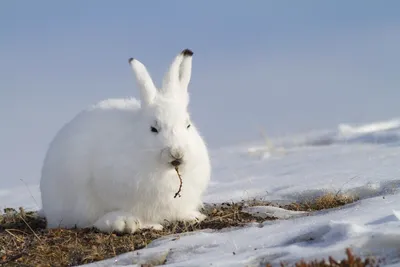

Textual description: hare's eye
[150,126,159,133]
[187,124,191,129]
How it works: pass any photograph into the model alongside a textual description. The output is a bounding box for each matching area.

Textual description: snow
[2,118,400,266]
[242,206,307,220]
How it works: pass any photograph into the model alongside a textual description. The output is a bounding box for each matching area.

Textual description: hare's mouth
[170,159,183,167]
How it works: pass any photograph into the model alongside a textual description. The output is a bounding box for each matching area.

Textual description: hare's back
[42,97,142,172]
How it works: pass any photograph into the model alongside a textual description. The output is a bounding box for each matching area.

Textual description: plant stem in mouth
[174,167,183,198]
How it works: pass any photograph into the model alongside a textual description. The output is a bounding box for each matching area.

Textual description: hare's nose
[169,147,184,160]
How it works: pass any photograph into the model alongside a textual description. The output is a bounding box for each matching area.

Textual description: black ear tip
[128,58,134,64]
[181,49,194,57]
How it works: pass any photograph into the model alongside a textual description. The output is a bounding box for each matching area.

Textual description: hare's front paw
[180,211,207,223]
[141,223,164,231]
[93,211,141,234]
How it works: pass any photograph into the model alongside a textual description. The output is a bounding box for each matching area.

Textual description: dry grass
[0,202,275,266]
[283,192,358,212]
[271,248,382,267]
[0,193,359,266]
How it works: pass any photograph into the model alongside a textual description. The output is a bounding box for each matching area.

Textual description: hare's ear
[161,49,193,96]
[129,58,157,106]
[178,49,193,91]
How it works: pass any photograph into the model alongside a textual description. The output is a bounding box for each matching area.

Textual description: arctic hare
[39,49,211,233]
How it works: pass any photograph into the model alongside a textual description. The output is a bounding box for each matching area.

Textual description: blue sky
[1,0,400,187]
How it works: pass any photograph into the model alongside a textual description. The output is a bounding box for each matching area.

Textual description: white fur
[39,49,211,233]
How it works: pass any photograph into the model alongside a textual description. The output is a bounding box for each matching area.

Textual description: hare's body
[40,49,211,233]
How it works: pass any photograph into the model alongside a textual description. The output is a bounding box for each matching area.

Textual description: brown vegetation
[270,248,382,267]
[1,193,361,266]
[284,193,358,212]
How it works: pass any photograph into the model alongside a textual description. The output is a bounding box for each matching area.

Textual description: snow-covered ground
[2,118,400,266]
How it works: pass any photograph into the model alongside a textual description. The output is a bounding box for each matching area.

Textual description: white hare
[39,49,211,233]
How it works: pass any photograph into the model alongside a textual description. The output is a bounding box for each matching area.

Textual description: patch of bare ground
[0,203,275,266]
[0,193,359,266]
[283,192,358,212]
[243,191,358,213]
[268,248,383,267]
